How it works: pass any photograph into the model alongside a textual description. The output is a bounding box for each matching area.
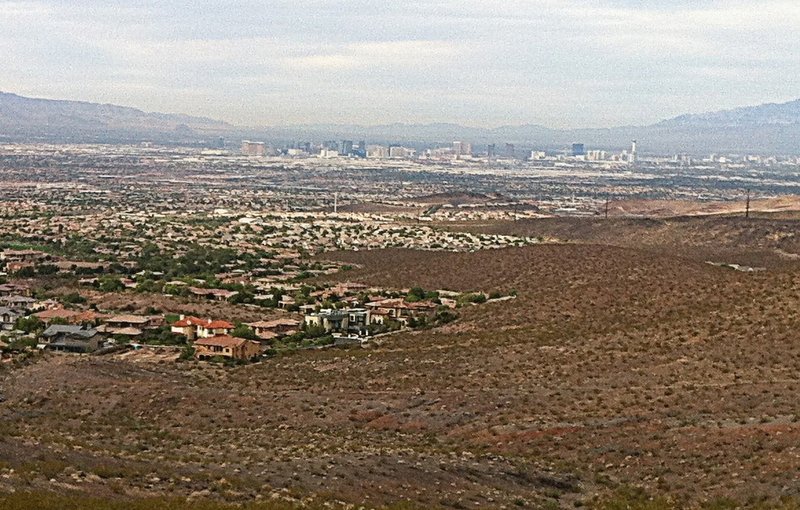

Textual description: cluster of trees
[406,287,440,303]
[0,236,103,263]
[135,243,290,281]
[137,243,241,279]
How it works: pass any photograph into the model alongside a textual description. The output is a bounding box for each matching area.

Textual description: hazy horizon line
[4,89,799,133]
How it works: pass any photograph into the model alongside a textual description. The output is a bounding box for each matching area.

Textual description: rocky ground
[3,216,800,508]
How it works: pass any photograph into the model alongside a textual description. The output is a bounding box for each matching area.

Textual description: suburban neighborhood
[0,247,500,363]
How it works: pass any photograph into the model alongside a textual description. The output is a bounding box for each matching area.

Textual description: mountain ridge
[1,91,800,153]
[0,91,235,143]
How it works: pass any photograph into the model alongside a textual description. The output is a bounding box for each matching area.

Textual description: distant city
[239,138,800,168]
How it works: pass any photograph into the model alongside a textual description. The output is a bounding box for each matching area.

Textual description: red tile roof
[204,320,234,329]
[34,308,80,320]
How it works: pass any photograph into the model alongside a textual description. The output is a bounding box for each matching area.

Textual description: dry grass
[4,218,800,508]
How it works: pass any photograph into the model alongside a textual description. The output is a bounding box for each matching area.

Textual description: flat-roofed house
[304,308,370,337]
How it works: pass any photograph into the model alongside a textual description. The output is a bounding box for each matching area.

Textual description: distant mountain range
[0,92,234,144]
[1,91,799,154]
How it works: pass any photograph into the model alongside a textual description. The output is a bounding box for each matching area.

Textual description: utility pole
[334,192,338,214]
[745,189,751,219]
[604,195,610,219]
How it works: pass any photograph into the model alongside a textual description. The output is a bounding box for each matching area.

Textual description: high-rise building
[354,140,366,158]
[340,140,354,156]
[571,143,585,157]
[386,146,416,159]
[503,143,515,158]
[452,141,472,156]
[241,140,266,157]
[318,148,339,158]
[629,140,638,164]
[487,144,496,158]
[366,145,389,159]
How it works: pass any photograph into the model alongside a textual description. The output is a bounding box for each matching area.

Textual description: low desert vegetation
[3,217,800,508]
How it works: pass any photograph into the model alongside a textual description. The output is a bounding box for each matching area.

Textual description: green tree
[14,266,35,278]
[231,324,258,340]
[37,264,59,275]
[61,292,87,305]
[15,316,43,334]
[98,276,125,292]
[179,345,195,360]
[407,287,427,302]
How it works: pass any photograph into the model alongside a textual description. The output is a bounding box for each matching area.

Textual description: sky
[1,0,799,129]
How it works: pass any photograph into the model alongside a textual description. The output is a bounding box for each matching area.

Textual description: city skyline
[2,1,799,129]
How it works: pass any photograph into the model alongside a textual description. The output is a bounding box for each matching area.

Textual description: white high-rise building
[366,145,389,159]
[629,140,638,164]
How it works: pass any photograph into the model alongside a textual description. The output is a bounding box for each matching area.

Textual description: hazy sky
[2,0,799,128]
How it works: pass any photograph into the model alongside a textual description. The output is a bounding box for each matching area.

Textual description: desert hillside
[3,226,800,508]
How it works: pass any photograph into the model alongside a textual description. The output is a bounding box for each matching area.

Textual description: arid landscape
[3,211,800,509]
[4,1,800,507]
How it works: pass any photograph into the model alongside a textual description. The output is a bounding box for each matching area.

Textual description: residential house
[278,295,296,309]
[298,304,316,314]
[100,314,162,337]
[364,298,437,325]
[55,260,109,273]
[304,308,371,337]
[40,325,103,353]
[345,308,370,336]
[5,261,33,273]
[0,295,37,309]
[0,307,23,331]
[0,283,31,297]
[193,335,263,361]
[171,316,234,341]
[197,319,234,339]
[170,316,205,340]
[246,318,301,340]
[0,249,49,264]
[329,282,370,297]
[72,310,110,326]
[34,308,82,324]
[33,308,108,326]
[188,287,239,302]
